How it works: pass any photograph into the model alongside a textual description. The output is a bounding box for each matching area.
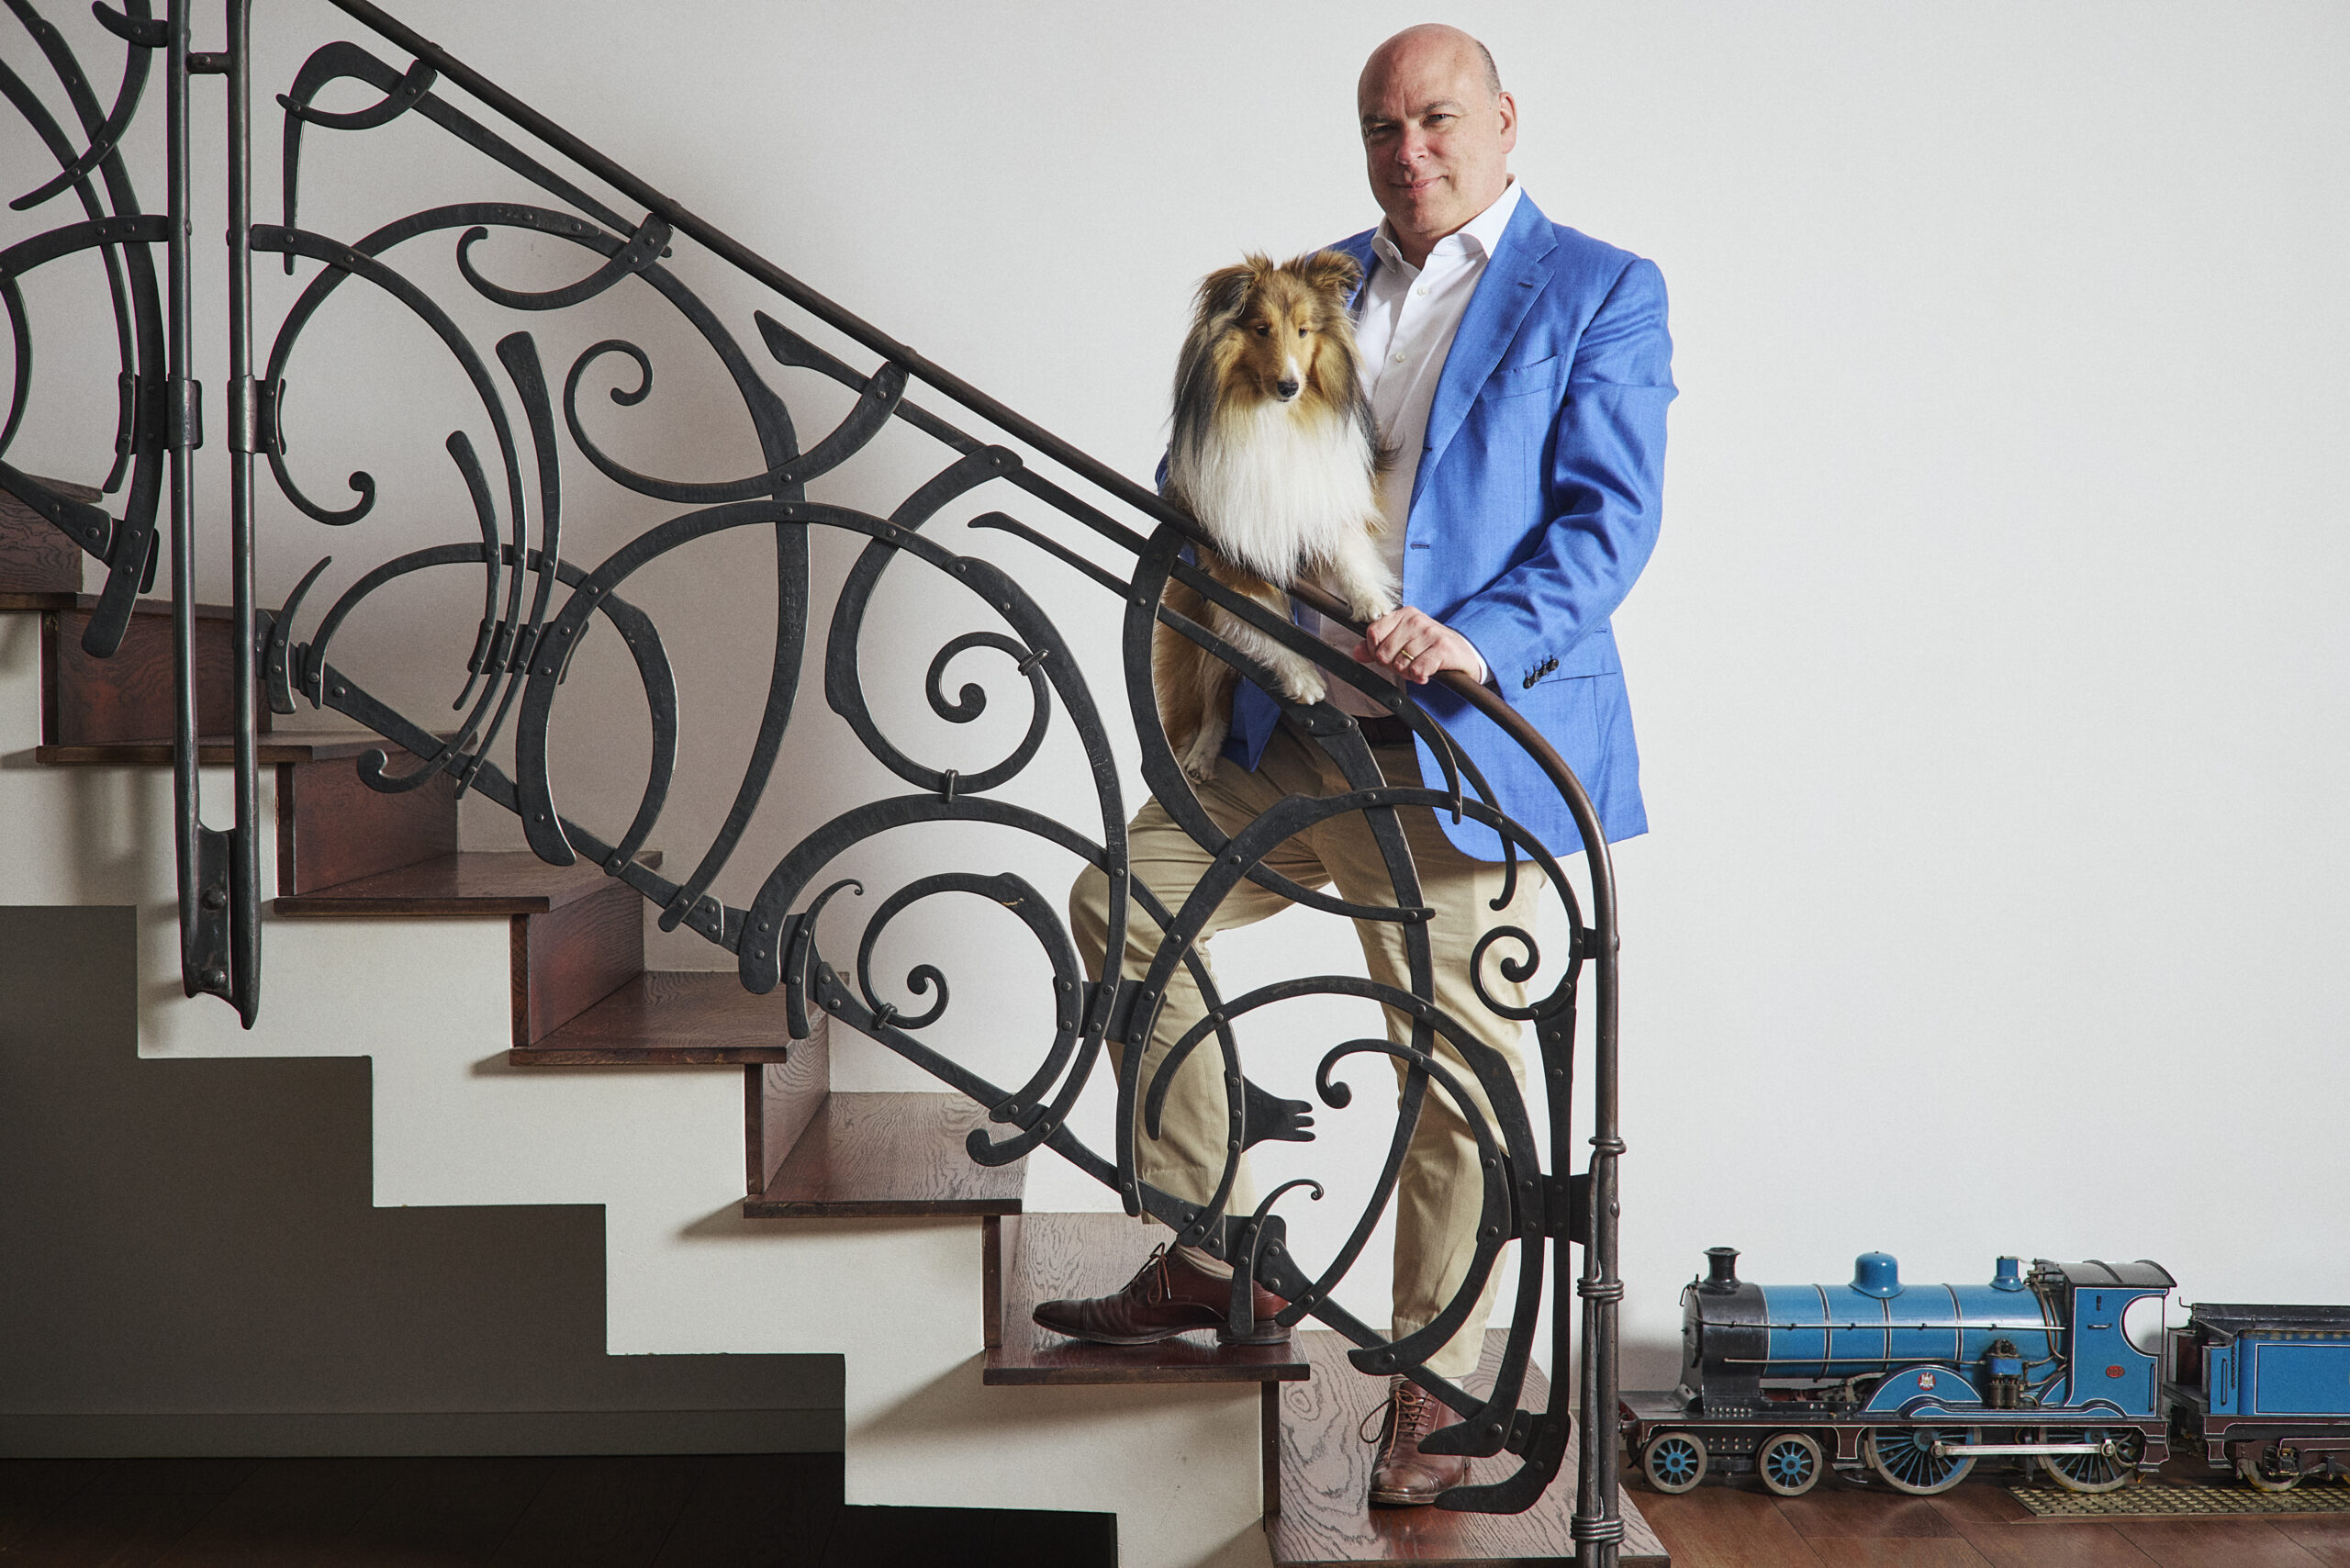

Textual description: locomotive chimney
[1701,1246,1740,1294]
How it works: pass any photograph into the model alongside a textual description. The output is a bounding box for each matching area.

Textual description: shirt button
[1391,352,1406,364]
[1415,285,1428,297]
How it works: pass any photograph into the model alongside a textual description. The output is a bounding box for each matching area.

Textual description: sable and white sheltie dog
[1155,251,1396,780]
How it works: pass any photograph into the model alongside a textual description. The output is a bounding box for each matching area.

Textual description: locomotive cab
[2030,1258,2174,1419]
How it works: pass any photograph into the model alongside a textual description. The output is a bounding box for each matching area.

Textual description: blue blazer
[1225,193,1675,861]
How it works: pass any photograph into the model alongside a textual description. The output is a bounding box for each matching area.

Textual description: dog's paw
[1349,591,1400,623]
[1280,669,1327,708]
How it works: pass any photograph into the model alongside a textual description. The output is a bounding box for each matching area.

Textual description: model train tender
[1621,1246,2350,1496]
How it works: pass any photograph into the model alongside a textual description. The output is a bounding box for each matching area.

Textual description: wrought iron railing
[0,1,1628,1549]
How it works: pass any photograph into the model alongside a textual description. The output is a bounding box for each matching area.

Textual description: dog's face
[1192,252,1364,409]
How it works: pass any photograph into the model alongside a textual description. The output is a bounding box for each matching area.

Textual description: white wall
[6,0,2346,1376]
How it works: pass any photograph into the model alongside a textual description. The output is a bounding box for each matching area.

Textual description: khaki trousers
[1068,722,1534,1380]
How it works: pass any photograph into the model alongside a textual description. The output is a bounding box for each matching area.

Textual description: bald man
[1045,24,1675,1506]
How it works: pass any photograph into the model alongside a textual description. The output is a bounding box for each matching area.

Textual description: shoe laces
[1360,1375,1436,1448]
[1129,1244,1174,1306]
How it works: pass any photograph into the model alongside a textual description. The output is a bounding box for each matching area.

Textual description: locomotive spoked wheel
[2234,1439,2314,1494]
[1863,1425,1978,1495]
[1757,1431,1825,1497]
[2035,1427,2143,1494]
[1641,1430,1707,1494]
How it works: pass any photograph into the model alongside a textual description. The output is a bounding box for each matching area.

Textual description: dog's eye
[1296,327,1307,338]
[1252,323,1270,336]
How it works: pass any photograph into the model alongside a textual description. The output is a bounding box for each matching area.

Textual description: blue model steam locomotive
[1621,1247,2350,1495]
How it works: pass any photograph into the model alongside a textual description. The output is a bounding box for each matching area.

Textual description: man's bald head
[1356,25,1517,268]
[1361,23,1500,103]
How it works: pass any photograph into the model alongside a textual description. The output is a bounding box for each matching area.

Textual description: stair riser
[746,1025,829,1196]
[512,880,643,1047]
[43,605,267,745]
[0,485,85,595]
[277,755,458,896]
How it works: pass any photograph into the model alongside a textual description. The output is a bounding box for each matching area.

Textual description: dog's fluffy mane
[1166,252,1390,580]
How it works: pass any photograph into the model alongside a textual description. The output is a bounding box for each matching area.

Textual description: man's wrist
[1456,632,1491,687]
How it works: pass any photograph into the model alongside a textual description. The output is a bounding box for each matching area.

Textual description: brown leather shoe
[1031,1244,1290,1346]
[1365,1376,1471,1506]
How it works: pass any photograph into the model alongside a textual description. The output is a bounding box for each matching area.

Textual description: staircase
[0,1,1656,1559]
[1,486,1664,1564]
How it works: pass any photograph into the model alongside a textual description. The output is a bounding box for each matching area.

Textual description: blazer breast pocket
[1483,353,1561,400]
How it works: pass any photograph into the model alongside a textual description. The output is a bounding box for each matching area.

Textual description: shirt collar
[1371,177,1524,275]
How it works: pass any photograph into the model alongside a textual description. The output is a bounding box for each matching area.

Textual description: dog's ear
[1296,249,1363,304]
[1194,260,1259,326]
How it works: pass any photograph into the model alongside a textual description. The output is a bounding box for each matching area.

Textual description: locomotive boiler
[1621,1247,2174,1495]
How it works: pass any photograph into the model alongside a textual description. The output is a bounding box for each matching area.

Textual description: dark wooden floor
[21,1447,2349,1566]
[1639,1450,2350,1568]
[0,1454,1112,1567]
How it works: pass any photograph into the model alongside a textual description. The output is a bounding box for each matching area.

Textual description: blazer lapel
[1334,230,1378,311]
[1413,195,1557,508]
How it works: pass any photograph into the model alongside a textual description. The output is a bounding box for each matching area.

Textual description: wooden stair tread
[983,1212,1310,1386]
[1270,1330,1666,1566]
[274,850,660,916]
[511,971,797,1065]
[745,1092,1024,1218]
[37,732,430,767]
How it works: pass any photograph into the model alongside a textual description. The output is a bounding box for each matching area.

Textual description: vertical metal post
[224,0,259,1023]
[164,0,255,1023]
[164,0,208,999]
[1575,926,1625,1562]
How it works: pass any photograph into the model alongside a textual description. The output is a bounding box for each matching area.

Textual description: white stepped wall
[0,605,1267,1565]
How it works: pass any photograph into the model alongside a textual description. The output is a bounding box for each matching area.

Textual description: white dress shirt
[1315,179,1524,715]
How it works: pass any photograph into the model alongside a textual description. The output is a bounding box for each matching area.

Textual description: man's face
[1357,33,1516,261]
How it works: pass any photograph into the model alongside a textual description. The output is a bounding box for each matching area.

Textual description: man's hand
[1354,607,1483,685]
